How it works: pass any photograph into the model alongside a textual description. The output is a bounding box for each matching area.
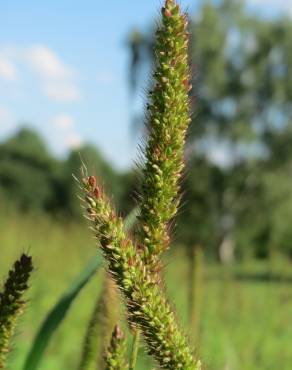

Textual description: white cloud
[45,83,81,102]
[25,44,81,102]
[0,44,81,103]
[52,113,74,129]
[48,113,83,154]
[0,57,17,81]
[27,45,72,79]
[66,133,82,149]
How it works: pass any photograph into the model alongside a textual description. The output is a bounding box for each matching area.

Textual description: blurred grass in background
[1,211,291,370]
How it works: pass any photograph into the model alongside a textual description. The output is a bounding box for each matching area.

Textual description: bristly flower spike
[82,175,201,370]
[139,0,192,269]
[104,325,128,370]
[79,1,201,368]
[0,254,33,369]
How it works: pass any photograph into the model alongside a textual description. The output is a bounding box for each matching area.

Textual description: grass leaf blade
[23,256,101,370]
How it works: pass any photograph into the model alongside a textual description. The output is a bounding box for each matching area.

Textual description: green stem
[188,245,203,341]
[129,330,140,370]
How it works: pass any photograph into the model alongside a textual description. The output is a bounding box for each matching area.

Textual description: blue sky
[0,0,290,170]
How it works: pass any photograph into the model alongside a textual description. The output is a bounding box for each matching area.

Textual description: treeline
[0,128,135,218]
[1,126,292,261]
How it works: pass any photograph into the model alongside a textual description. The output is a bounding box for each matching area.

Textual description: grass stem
[129,330,140,370]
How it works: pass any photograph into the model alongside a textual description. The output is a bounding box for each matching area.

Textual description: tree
[0,128,61,212]
[63,144,126,218]
[0,128,131,219]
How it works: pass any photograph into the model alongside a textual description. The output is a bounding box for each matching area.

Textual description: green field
[1,212,292,370]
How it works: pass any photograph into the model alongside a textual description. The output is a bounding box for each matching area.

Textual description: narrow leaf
[23,256,101,370]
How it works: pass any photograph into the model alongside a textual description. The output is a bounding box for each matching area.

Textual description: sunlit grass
[1,212,292,370]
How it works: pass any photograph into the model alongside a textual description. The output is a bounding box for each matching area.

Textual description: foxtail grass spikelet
[139,0,192,269]
[81,174,200,370]
[0,254,33,369]
[104,325,128,370]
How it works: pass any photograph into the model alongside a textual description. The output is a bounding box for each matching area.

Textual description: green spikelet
[81,174,200,370]
[78,273,119,370]
[104,325,128,370]
[139,0,191,269]
[0,254,33,368]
